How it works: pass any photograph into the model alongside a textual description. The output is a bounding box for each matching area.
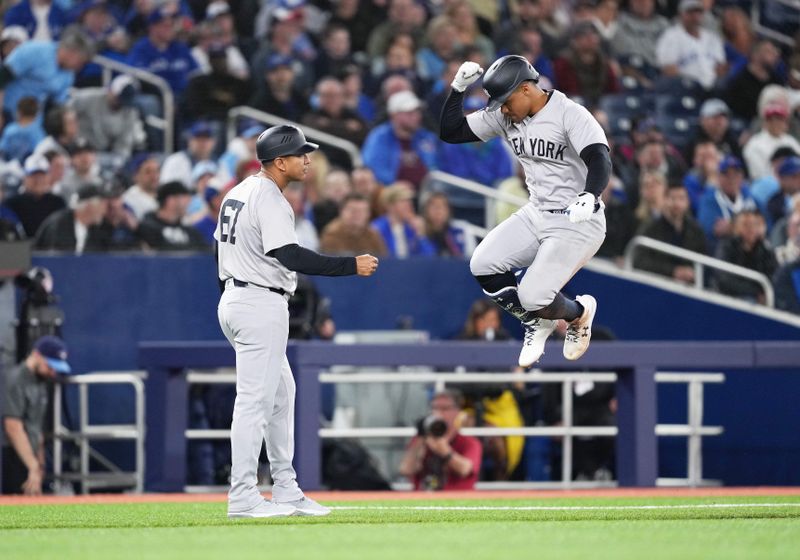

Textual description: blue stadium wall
[33,254,800,485]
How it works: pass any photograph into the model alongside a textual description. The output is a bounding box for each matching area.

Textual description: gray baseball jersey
[214,174,298,294]
[466,90,607,209]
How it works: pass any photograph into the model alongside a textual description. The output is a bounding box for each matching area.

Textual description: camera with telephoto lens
[417,415,447,438]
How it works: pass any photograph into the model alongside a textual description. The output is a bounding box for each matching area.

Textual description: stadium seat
[599,93,644,118]
[653,76,705,98]
[656,94,700,119]
[655,116,699,151]
[617,54,661,81]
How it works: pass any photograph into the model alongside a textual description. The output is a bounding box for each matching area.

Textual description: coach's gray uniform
[467,90,607,310]
[215,174,303,512]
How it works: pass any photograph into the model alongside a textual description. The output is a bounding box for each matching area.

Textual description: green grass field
[2,495,799,560]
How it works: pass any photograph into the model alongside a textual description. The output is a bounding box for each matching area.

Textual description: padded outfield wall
[28,254,800,486]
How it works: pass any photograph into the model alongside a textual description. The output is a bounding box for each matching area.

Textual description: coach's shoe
[518,318,557,367]
[228,500,297,519]
[563,295,597,361]
[280,496,331,517]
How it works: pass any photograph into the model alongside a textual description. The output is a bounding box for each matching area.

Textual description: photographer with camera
[398,389,482,491]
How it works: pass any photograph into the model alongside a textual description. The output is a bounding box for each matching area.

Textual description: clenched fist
[451,61,484,92]
[356,254,379,276]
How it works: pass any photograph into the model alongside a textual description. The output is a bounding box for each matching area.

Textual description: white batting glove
[451,61,484,92]
[567,192,598,223]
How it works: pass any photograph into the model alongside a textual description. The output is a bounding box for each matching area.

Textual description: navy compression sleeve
[579,143,612,198]
[269,244,357,276]
[439,89,481,144]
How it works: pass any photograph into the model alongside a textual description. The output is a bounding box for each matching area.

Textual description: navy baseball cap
[719,155,743,173]
[265,53,293,72]
[148,5,176,25]
[188,121,214,137]
[778,156,800,176]
[34,335,71,374]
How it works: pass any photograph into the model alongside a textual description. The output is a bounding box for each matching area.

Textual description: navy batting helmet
[256,124,319,162]
[482,55,540,112]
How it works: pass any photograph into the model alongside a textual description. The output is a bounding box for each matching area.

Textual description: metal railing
[93,55,175,154]
[425,171,529,231]
[53,372,146,494]
[226,106,362,167]
[185,369,724,488]
[654,372,725,487]
[624,235,775,307]
[752,0,797,47]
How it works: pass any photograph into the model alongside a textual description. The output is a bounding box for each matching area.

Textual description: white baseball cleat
[563,295,597,361]
[518,317,557,367]
[279,496,331,517]
[228,500,297,519]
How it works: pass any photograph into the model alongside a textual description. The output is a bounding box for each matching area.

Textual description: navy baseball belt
[230,278,286,296]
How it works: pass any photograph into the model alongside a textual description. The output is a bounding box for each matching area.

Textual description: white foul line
[330,503,800,512]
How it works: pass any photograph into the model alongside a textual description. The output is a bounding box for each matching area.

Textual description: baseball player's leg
[469,206,558,366]
[518,215,605,359]
[265,359,331,516]
[469,209,540,323]
[264,356,301,502]
[221,291,289,514]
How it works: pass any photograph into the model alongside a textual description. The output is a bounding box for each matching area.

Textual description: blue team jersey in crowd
[3,41,74,119]
[3,0,69,40]
[0,121,46,162]
[127,38,198,94]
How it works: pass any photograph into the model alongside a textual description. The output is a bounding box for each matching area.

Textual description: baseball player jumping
[440,55,610,366]
[215,124,379,519]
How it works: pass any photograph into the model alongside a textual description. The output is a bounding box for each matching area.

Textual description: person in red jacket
[399,389,482,491]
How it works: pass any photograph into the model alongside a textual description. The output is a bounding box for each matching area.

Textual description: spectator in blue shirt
[696,155,758,252]
[767,156,800,230]
[126,5,198,95]
[750,146,797,214]
[371,182,436,258]
[362,90,441,189]
[193,181,224,245]
[416,16,460,83]
[0,97,45,162]
[421,191,477,258]
[0,26,94,126]
[438,94,513,187]
[3,0,70,42]
[72,0,124,86]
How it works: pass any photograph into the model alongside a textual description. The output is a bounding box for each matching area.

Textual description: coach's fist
[567,192,598,223]
[451,61,483,92]
[356,254,379,276]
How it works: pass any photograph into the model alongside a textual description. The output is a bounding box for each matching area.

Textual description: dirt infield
[3,487,800,507]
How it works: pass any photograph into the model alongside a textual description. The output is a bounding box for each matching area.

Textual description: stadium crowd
[0,0,798,313]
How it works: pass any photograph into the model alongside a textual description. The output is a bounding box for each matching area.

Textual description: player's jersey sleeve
[562,100,608,156]
[255,190,299,255]
[466,109,505,142]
